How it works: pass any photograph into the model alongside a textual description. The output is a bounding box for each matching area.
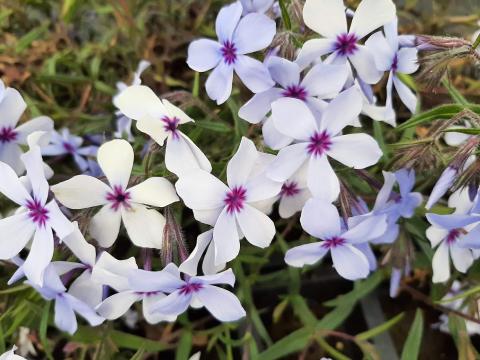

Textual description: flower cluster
[3,0,478,345]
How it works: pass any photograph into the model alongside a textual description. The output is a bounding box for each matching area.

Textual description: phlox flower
[426,189,480,283]
[179,230,226,276]
[176,137,282,265]
[296,0,396,84]
[285,198,387,280]
[187,1,275,104]
[51,139,179,248]
[0,80,53,175]
[92,253,176,324]
[0,346,26,360]
[26,264,104,335]
[115,85,212,176]
[113,59,151,141]
[365,19,419,121]
[239,56,348,149]
[239,0,274,14]
[443,121,472,147]
[41,128,98,172]
[151,264,246,322]
[267,87,382,202]
[0,146,73,285]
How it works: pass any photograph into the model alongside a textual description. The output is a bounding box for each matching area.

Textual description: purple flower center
[0,126,18,144]
[446,229,461,245]
[106,185,131,211]
[162,116,181,139]
[391,53,399,72]
[321,236,346,249]
[280,181,301,197]
[307,131,332,157]
[224,186,247,214]
[62,141,76,154]
[179,282,203,295]
[26,199,49,227]
[334,33,358,56]
[221,40,237,65]
[282,85,308,101]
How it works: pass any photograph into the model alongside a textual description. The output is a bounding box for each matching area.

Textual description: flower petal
[364,31,395,71]
[44,200,74,239]
[432,242,450,283]
[0,144,24,175]
[21,146,49,204]
[193,208,223,226]
[234,55,274,93]
[51,175,110,209]
[187,39,222,72]
[215,1,243,43]
[307,155,340,202]
[194,285,246,322]
[205,61,234,105]
[54,295,78,335]
[151,290,191,317]
[396,47,419,74]
[349,0,396,39]
[0,88,26,128]
[23,227,54,286]
[451,245,474,273]
[97,139,133,189]
[393,76,417,114]
[128,268,183,293]
[262,116,294,150]
[91,252,138,292]
[15,116,54,144]
[122,204,165,248]
[271,98,318,140]
[426,213,480,230]
[114,85,166,121]
[233,13,276,54]
[328,133,382,169]
[301,63,349,99]
[348,45,384,84]
[213,207,240,265]
[285,242,329,267]
[68,272,103,308]
[61,223,96,266]
[89,205,122,248]
[300,198,341,238]
[176,169,229,210]
[236,204,275,248]
[227,137,258,188]
[266,56,300,89]
[279,189,311,219]
[65,293,104,326]
[129,177,178,208]
[96,291,141,320]
[331,244,370,280]
[343,214,388,243]
[267,143,309,182]
[295,39,336,69]
[179,230,214,276]
[303,0,347,38]
[0,161,31,205]
[238,88,283,124]
[143,293,177,324]
[0,213,34,260]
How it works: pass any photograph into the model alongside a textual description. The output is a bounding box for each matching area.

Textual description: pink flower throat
[280,181,300,197]
[307,131,332,156]
[0,126,18,144]
[106,185,131,211]
[321,236,346,249]
[334,33,358,56]
[221,40,237,65]
[162,116,180,139]
[26,199,49,227]
[179,282,203,295]
[282,85,308,101]
[446,229,461,245]
[224,186,247,214]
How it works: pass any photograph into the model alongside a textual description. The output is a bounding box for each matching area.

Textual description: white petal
[271,98,318,140]
[303,0,347,38]
[444,130,470,147]
[54,295,78,335]
[245,175,282,203]
[451,245,474,273]
[236,204,275,248]
[266,56,300,89]
[0,161,30,205]
[307,155,340,202]
[233,13,276,54]
[205,62,234,105]
[68,272,103,308]
[285,242,329,267]
[267,143,309,182]
[204,240,226,275]
[187,39,222,72]
[23,227,54,286]
[91,252,138,292]
[0,88,26,128]
[331,244,370,280]
[194,268,236,286]
[320,86,363,136]
[96,291,141,320]
[143,293,177,324]
[61,223,96,265]
[342,214,388,243]
[164,135,202,176]
[328,133,382,169]
[432,242,450,283]
[179,230,213,276]
[162,99,195,125]
[129,177,178,208]
[0,144,24,175]
[152,290,191,317]
[364,31,395,71]
[301,63,349,99]
[51,175,110,209]
[122,204,165,248]
[213,207,240,265]
[426,226,448,248]
[65,293,104,326]
[89,205,122,248]
[300,198,341,238]
[393,76,417,114]
[195,285,246,321]
[128,268,183,293]
[97,139,133,189]
[44,200,74,239]
[234,55,274,93]
[227,137,258,188]
[21,147,49,204]
[262,116,294,150]
[15,116,54,144]
[114,85,166,121]
[295,39,336,70]
[238,88,283,124]
[176,169,228,210]
[396,47,419,74]
[349,45,384,84]
[193,208,223,226]
[279,189,311,218]
[349,0,396,39]
[0,213,34,259]
[216,1,243,43]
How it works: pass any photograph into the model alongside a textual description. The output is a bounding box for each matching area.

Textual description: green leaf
[442,127,480,135]
[129,346,146,360]
[15,23,49,53]
[356,312,405,341]
[442,78,469,105]
[39,302,53,360]
[175,331,192,360]
[436,284,480,305]
[278,0,291,30]
[61,0,83,22]
[400,309,423,360]
[290,295,316,327]
[195,120,232,133]
[448,314,479,359]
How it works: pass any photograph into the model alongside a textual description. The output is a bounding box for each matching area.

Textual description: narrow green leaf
[175,331,192,360]
[442,79,469,105]
[15,23,49,53]
[442,127,480,135]
[436,284,480,305]
[129,346,146,360]
[195,120,232,133]
[278,0,291,30]
[356,312,405,341]
[400,309,423,360]
[40,302,53,360]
